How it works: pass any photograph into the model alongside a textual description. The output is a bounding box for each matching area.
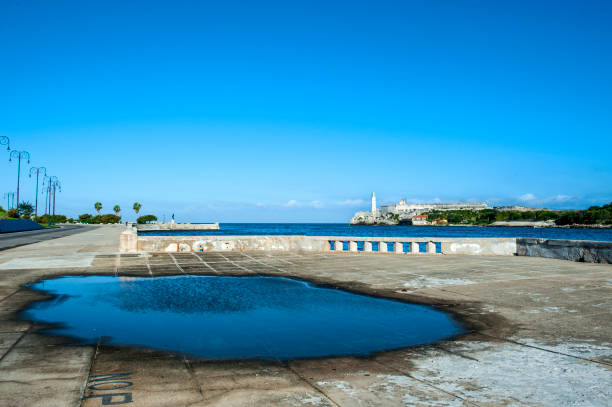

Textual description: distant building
[371,192,377,214]
[412,215,429,225]
[432,218,448,225]
[380,198,487,216]
[350,193,488,225]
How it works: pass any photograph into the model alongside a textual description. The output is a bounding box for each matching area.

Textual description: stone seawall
[118,228,611,263]
[517,238,612,264]
[120,229,517,256]
[136,222,219,231]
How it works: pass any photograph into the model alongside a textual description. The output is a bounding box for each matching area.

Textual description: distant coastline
[349,193,612,228]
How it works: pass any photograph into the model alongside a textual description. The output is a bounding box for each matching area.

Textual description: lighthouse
[371,192,377,214]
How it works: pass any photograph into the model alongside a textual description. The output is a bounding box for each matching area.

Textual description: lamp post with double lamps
[42,176,51,216]
[8,150,30,208]
[0,136,9,151]
[3,192,16,209]
[29,167,47,223]
[48,177,61,225]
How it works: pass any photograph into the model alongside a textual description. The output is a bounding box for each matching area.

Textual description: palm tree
[133,202,142,216]
[113,205,121,216]
[94,202,102,215]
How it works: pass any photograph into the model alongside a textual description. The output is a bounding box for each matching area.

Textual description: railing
[329,239,441,254]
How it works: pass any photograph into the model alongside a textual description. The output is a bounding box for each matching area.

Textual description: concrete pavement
[0,226,610,406]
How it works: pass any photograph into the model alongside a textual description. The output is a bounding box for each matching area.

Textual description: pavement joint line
[168,253,186,274]
[478,333,612,367]
[370,359,484,407]
[0,288,22,304]
[183,358,205,401]
[433,344,480,362]
[79,338,101,407]
[0,325,32,365]
[286,364,342,407]
[241,253,287,273]
[190,253,220,275]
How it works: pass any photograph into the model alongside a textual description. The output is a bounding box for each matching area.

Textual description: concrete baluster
[349,241,358,252]
[335,240,344,252]
[427,241,436,254]
[411,242,420,254]
[395,241,404,254]
[379,241,388,253]
[364,241,372,252]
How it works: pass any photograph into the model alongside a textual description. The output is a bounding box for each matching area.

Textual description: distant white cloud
[519,193,537,202]
[337,199,365,206]
[283,199,324,208]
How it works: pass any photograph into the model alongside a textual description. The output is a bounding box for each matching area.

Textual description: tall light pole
[9,150,30,208]
[29,167,46,223]
[0,136,9,151]
[48,176,60,225]
[3,192,15,209]
[43,175,51,216]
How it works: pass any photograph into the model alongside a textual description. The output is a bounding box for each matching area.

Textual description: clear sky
[1,1,611,222]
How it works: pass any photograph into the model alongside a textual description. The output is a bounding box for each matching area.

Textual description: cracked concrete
[0,226,610,406]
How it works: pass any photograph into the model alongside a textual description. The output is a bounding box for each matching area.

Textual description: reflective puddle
[22,275,465,360]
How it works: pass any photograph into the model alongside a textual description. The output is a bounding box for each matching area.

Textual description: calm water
[22,275,465,360]
[141,223,612,241]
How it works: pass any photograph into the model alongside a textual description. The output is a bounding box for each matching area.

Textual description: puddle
[21,275,465,360]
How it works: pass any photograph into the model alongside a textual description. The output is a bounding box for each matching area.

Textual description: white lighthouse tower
[371,192,377,214]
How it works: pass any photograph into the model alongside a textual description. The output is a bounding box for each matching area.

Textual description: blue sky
[1,1,611,222]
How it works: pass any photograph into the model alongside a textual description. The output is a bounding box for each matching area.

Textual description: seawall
[517,238,612,264]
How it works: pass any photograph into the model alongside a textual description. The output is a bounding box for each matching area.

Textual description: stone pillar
[119,227,138,253]
[379,241,388,253]
[395,241,404,254]
[349,241,358,252]
[427,241,437,254]
[364,241,372,252]
[335,240,344,252]
[411,242,420,254]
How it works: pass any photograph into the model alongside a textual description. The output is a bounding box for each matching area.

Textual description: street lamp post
[8,150,30,209]
[3,192,15,209]
[0,136,9,151]
[48,177,60,225]
[43,176,50,216]
[29,167,47,223]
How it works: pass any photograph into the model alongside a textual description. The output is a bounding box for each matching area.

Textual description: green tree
[94,202,103,215]
[17,202,34,217]
[113,205,121,216]
[78,213,92,223]
[137,214,157,224]
[133,202,142,215]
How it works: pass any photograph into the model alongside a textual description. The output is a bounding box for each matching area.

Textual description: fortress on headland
[350,193,488,225]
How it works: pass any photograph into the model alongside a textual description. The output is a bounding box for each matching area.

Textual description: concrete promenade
[0,226,610,406]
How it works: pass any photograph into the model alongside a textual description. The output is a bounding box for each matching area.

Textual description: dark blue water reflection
[140,223,612,241]
[22,275,465,360]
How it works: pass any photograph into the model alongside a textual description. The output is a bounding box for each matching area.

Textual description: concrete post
[364,241,372,252]
[411,242,420,254]
[395,241,404,254]
[335,240,344,252]
[427,241,436,254]
[379,241,388,253]
[119,227,138,253]
[349,241,358,252]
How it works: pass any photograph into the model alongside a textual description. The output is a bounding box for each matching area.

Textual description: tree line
[424,202,612,226]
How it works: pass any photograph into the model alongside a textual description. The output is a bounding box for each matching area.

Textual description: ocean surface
[140,223,612,241]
